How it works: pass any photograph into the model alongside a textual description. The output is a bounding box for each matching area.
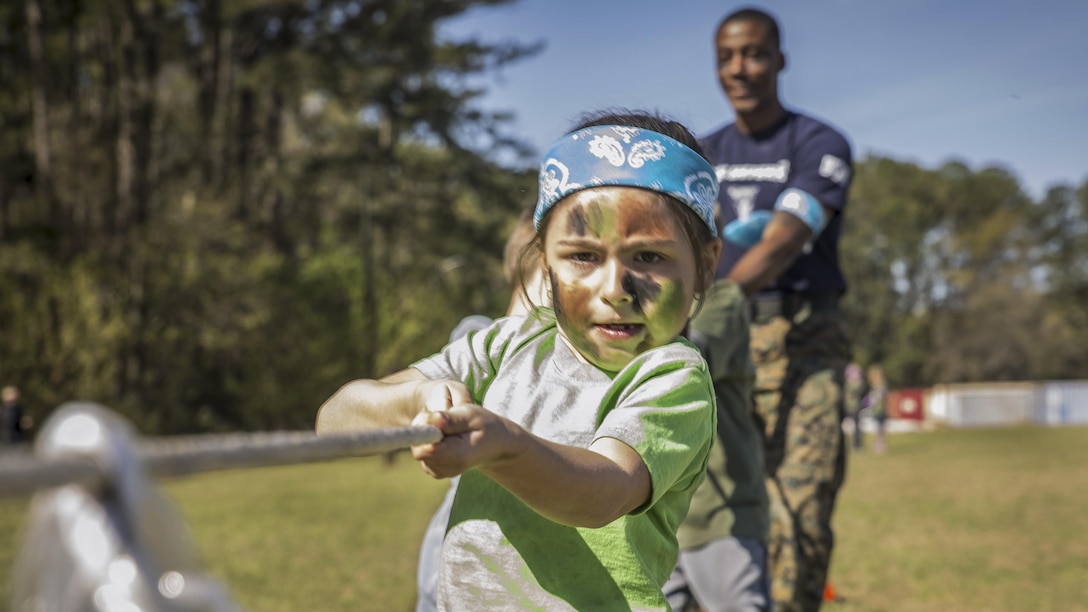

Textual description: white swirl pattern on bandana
[534,125,719,233]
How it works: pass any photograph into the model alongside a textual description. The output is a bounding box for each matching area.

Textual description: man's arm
[723,182,836,297]
[727,209,820,296]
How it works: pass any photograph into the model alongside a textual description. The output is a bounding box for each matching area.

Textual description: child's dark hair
[504,207,539,290]
[505,207,547,312]
[531,109,719,301]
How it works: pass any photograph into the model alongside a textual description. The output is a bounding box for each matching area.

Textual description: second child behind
[318,110,724,609]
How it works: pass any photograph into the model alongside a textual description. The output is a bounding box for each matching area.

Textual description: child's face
[543,187,701,372]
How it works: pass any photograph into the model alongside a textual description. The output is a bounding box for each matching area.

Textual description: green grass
[162,453,449,611]
[3,427,1088,611]
[827,426,1088,612]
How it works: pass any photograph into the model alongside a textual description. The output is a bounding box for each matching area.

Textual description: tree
[841,156,1085,387]
[0,0,541,433]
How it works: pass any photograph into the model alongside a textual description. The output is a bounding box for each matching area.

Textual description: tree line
[1,0,1085,434]
[842,157,1088,389]
[0,0,541,433]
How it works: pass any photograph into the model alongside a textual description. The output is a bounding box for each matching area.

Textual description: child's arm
[315,368,472,433]
[321,370,653,527]
[413,406,651,529]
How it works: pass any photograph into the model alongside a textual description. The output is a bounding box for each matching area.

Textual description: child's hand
[414,379,473,414]
[409,379,473,430]
[411,404,517,479]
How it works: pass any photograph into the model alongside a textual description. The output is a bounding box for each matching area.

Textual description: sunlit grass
[3,427,1088,611]
[827,426,1088,612]
[164,453,447,612]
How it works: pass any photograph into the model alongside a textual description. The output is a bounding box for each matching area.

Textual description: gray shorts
[664,536,770,612]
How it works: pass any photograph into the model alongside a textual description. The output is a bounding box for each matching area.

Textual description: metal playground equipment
[1,402,441,611]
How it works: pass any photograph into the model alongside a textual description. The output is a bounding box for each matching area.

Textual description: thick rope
[0,425,442,498]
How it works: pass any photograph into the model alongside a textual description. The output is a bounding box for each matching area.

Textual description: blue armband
[722,210,773,249]
[774,188,827,236]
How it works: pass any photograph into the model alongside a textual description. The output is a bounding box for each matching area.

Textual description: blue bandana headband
[534,125,719,234]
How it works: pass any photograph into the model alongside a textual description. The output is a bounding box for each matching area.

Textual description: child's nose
[600,260,633,306]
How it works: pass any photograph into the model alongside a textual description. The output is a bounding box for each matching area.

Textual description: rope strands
[0,404,442,498]
[139,425,443,480]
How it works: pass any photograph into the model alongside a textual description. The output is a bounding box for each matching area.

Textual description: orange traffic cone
[823,580,837,602]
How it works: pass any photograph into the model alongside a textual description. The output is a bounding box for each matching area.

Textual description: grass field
[3,425,1088,610]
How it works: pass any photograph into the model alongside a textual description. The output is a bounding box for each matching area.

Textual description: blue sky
[442,0,1088,199]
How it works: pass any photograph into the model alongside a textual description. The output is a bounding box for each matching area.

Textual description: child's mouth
[595,323,644,339]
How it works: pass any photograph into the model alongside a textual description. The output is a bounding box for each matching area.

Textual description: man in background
[698,7,854,611]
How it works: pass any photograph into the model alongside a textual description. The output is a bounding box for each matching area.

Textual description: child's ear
[543,266,554,300]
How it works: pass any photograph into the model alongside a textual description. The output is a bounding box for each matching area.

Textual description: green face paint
[635,277,688,356]
[566,199,612,240]
[544,187,702,372]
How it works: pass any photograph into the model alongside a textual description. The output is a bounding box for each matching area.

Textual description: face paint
[567,200,611,239]
[567,207,588,237]
[542,187,702,372]
[622,271,662,315]
[550,267,601,363]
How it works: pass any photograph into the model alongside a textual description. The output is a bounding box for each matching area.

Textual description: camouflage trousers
[750,305,850,612]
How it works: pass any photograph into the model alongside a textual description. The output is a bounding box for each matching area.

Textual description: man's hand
[722,210,773,249]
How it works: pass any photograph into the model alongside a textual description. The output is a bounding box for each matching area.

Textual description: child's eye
[569,252,597,263]
[635,252,666,264]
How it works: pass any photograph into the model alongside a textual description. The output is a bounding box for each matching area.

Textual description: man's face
[715,19,783,116]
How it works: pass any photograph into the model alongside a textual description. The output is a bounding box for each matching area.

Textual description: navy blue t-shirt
[700,111,853,295]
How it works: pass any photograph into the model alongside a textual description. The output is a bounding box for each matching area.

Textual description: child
[317,110,723,609]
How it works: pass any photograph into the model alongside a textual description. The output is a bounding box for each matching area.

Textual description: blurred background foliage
[1,0,1085,434]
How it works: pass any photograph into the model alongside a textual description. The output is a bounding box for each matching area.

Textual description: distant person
[318,110,723,609]
[864,365,888,454]
[2,385,31,446]
[698,7,854,611]
[415,207,545,612]
[844,363,867,451]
